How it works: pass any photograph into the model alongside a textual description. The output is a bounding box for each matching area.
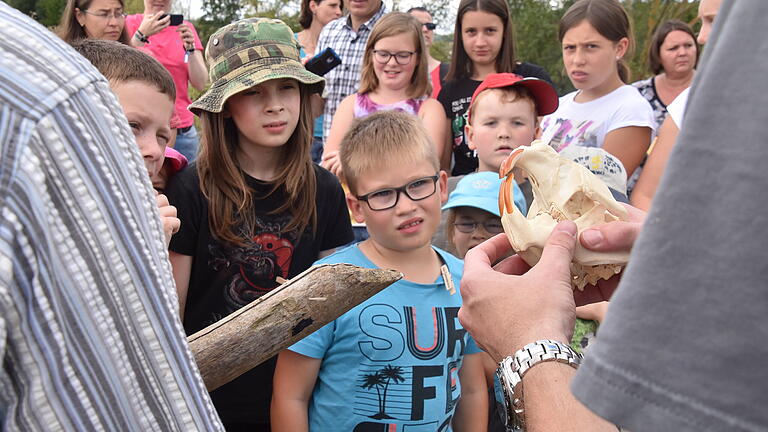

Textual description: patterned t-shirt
[289,244,481,431]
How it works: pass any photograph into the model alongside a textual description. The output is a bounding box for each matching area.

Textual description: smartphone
[305,47,342,77]
[160,13,184,26]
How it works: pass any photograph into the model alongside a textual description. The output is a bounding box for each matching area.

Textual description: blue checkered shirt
[317,5,388,140]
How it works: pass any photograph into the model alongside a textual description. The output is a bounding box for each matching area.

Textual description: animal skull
[498,141,629,290]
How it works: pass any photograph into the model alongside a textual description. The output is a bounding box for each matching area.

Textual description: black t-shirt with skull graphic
[167,162,353,427]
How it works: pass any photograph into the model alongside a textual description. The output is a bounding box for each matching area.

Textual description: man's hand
[575,204,646,306]
[458,221,579,362]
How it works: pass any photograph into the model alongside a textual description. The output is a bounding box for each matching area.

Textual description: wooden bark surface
[187,263,402,391]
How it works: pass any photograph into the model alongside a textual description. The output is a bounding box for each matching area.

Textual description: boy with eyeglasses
[272,110,488,431]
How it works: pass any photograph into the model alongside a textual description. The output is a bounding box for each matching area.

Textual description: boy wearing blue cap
[443,172,511,259]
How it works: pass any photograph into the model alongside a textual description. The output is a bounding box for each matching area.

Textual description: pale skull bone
[499,141,630,290]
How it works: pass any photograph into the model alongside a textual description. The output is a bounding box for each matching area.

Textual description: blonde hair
[340,110,439,194]
[358,12,432,98]
[196,84,317,246]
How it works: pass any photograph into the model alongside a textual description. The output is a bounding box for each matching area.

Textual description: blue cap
[442,171,527,216]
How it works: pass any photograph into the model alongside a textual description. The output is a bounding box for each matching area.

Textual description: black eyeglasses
[422,22,437,31]
[372,50,416,65]
[356,175,439,211]
[453,220,504,234]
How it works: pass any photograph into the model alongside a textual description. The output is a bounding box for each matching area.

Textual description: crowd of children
[52,0,677,429]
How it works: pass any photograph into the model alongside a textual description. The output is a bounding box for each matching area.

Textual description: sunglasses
[422,22,437,31]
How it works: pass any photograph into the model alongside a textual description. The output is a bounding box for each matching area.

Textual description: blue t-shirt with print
[289,244,480,432]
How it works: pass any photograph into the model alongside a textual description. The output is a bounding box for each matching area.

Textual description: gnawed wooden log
[187,263,402,391]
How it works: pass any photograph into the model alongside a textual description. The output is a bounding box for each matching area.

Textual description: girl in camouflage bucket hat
[166,17,353,429]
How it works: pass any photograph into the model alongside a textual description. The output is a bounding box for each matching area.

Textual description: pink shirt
[126,15,203,128]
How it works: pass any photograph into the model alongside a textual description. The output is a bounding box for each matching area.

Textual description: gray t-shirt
[572,2,768,430]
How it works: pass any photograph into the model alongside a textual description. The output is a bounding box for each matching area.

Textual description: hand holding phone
[160,13,184,26]
[305,48,342,77]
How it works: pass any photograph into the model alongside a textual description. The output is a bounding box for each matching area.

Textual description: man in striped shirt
[316,0,387,141]
[0,3,222,430]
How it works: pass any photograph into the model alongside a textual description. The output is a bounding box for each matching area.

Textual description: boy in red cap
[432,73,558,253]
[465,73,558,196]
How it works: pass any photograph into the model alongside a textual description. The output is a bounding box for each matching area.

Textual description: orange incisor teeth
[500,176,515,214]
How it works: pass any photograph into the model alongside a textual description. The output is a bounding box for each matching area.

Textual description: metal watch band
[495,339,582,429]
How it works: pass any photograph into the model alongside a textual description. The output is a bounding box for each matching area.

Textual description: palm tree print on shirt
[360,365,405,419]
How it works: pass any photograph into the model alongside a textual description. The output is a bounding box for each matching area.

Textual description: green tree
[508,0,700,94]
[196,0,243,46]
[8,0,66,27]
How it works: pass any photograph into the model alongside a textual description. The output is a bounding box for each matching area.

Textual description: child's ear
[465,123,475,150]
[615,37,629,60]
[534,123,542,140]
[438,170,449,205]
[346,193,366,224]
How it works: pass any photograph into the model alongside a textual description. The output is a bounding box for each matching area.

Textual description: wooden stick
[187,263,402,391]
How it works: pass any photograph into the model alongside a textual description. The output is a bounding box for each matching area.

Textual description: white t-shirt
[540,85,655,152]
[666,87,690,127]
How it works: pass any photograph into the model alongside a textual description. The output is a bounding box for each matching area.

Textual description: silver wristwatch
[493,339,582,430]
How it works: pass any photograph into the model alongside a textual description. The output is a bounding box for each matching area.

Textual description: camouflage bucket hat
[190,17,325,114]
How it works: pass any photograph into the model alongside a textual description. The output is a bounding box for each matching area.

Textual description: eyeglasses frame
[355,174,440,211]
[79,8,127,20]
[453,220,505,234]
[372,49,417,65]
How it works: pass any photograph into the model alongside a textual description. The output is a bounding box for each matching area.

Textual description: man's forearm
[522,362,616,432]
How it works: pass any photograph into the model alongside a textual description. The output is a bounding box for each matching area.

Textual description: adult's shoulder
[631,76,654,90]
[318,16,346,41]
[514,62,553,84]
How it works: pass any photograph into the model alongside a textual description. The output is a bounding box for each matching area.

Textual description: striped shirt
[317,5,388,140]
[0,4,223,431]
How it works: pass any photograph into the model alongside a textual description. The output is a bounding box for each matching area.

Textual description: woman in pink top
[126,0,207,161]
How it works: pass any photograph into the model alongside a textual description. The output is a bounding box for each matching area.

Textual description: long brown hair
[559,0,634,83]
[358,12,431,98]
[196,84,318,247]
[57,0,131,45]
[446,0,517,81]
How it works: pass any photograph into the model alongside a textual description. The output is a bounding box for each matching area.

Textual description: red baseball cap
[468,73,559,123]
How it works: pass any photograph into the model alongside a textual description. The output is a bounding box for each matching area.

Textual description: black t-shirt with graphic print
[438,62,552,176]
[167,162,353,427]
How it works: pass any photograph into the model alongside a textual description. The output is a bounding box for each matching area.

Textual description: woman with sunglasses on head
[321,12,447,180]
[57,0,130,44]
[125,0,208,162]
[408,7,445,98]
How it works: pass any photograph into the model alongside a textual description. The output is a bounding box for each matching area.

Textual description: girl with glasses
[57,0,130,44]
[321,12,447,181]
